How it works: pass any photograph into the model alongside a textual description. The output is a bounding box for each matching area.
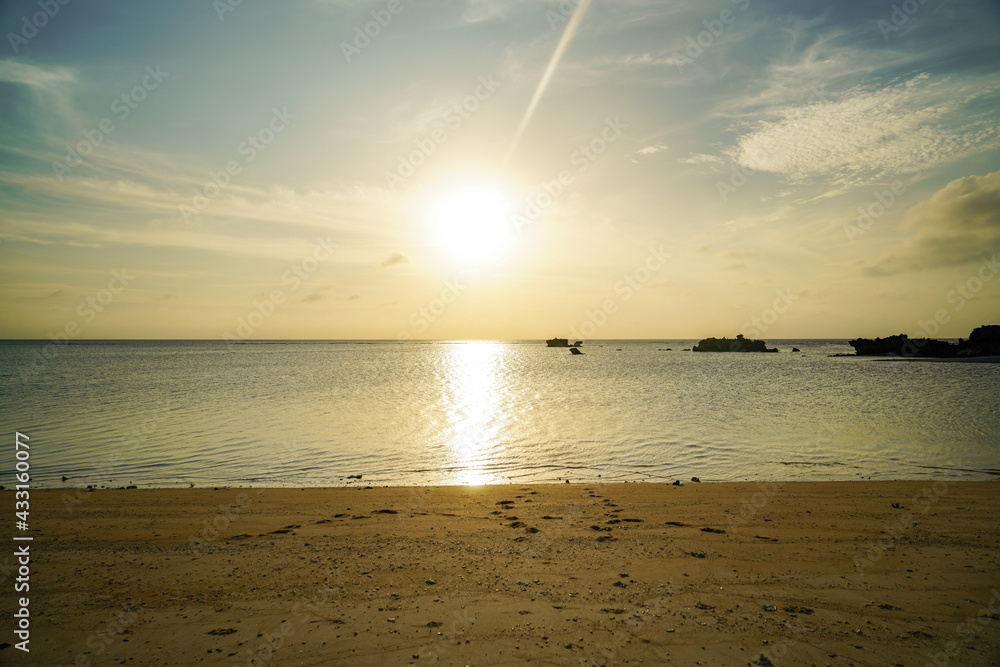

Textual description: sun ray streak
[500,0,592,170]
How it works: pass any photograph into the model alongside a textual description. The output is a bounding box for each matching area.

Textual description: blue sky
[2,0,999,339]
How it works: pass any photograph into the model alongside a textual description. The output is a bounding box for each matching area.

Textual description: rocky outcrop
[849,325,1000,358]
[546,338,583,347]
[692,334,777,353]
[966,325,1000,356]
[849,334,952,357]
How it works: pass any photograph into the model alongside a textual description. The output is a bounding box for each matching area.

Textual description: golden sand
[6,481,1000,665]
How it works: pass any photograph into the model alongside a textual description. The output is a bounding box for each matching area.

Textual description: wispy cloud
[0,60,75,88]
[682,153,723,165]
[635,143,668,155]
[728,73,1000,185]
[0,59,80,135]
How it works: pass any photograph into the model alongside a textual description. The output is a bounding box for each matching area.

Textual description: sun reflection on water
[440,342,509,485]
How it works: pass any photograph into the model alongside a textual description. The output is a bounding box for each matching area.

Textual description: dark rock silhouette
[849,325,1000,358]
[791,347,800,352]
[546,338,584,347]
[569,347,584,355]
[849,334,951,357]
[693,334,777,353]
[967,325,1000,356]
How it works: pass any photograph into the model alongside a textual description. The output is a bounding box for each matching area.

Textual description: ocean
[1,339,998,488]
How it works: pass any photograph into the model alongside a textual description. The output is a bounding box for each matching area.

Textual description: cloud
[0,59,79,133]
[682,153,723,165]
[302,293,326,303]
[621,51,687,67]
[0,170,384,256]
[635,143,668,155]
[0,60,75,89]
[866,169,1000,275]
[729,74,1000,185]
[381,252,409,267]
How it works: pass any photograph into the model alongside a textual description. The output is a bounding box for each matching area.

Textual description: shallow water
[1,339,997,487]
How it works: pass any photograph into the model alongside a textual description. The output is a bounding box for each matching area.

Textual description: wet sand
[5,481,1000,665]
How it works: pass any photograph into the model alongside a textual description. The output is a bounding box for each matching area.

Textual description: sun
[430,186,513,265]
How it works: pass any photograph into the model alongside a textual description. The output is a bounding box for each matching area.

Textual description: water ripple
[1,340,997,487]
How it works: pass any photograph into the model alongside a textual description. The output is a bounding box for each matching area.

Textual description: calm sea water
[1,340,998,488]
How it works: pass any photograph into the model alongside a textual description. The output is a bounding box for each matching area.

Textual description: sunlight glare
[443,342,508,485]
[431,187,513,265]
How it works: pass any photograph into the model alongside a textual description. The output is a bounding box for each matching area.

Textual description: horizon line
[0,336,968,343]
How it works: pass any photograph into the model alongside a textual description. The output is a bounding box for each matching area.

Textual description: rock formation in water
[849,325,1000,358]
[966,325,1000,356]
[546,338,584,347]
[692,334,778,353]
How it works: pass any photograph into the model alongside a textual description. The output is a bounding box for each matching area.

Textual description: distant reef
[693,334,777,353]
[849,325,1000,358]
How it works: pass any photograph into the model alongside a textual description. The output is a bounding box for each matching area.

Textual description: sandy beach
[5,481,1000,665]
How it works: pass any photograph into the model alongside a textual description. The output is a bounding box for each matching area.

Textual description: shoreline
[865,355,1000,363]
[7,481,1000,664]
[24,472,1000,491]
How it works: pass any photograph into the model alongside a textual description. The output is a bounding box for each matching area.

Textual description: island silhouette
[693,334,778,353]
[850,325,1000,358]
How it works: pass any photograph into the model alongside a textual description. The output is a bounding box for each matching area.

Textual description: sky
[1,0,999,340]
